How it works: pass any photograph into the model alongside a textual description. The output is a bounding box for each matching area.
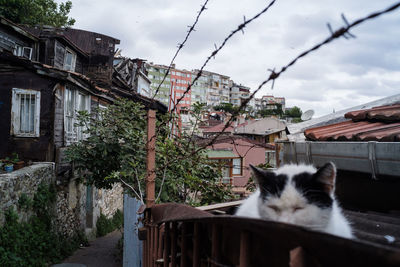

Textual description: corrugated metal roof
[305,105,400,141]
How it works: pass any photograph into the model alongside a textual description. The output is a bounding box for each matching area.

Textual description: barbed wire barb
[151,0,211,100]
[195,1,400,154]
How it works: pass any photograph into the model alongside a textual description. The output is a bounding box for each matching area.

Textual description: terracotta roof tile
[305,104,400,142]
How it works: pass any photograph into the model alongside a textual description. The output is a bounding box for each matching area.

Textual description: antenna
[301,109,314,121]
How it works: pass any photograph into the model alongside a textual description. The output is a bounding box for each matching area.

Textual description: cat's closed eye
[293,206,304,212]
[268,205,280,212]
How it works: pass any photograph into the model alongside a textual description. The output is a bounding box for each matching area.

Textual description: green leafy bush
[0,182,87,266]
[96,210,124,237]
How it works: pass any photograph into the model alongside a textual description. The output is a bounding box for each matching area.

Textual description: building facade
[147,63,171,106]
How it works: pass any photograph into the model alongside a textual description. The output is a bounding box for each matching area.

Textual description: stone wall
[0,162,124,238]
[98,183,124,218]
[0,163,55,225]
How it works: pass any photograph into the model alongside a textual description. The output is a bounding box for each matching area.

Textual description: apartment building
[170,68,192,110]
[261,95,286,111]
[230,83,250,106]
[146,63,171,105]
[201,70,231,106]
[191,70,208,104]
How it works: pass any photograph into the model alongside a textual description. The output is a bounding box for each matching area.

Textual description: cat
[235,162,353,239]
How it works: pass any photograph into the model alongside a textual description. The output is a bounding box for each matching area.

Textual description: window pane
[232,158,242,175]
[19,94,35,133]
[29,95,35,132]
[65,52,73,68]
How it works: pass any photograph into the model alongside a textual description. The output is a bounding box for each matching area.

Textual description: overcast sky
[61,0,400,117]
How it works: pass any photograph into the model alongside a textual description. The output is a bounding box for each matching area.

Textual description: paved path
[58,230,123,267]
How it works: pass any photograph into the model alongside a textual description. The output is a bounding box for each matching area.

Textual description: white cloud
[62,0,400,117]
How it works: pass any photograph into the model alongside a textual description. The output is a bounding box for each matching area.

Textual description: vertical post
[193,223,201,267]
[239,231,250,267]
[146,109,156,207]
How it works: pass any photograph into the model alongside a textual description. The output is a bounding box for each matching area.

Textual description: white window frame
[64,87,91,144]
[63,48,77,72]
[11,88,41,137]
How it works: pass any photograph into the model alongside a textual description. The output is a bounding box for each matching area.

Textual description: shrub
[96,210,124,237]
[0,182,87,266]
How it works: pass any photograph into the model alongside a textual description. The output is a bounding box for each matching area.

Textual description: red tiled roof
[305,105,400,142]
[203,122,234,133]
[345,104,400,121]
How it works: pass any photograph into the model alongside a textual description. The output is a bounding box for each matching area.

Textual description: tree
[0,0,75,27]
[66,99,233,206]
[213,103,235,114]
[285,106,303,118]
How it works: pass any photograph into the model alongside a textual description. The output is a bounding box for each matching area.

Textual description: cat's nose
[279,215,292,224]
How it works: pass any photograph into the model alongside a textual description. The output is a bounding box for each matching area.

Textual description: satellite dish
[301,109,314,121]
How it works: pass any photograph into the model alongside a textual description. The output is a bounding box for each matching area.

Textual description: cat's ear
[249,164,275,186]
[314,162,336,194]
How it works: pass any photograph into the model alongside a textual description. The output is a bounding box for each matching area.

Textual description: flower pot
[5,164,13,172]
[14,161,25,170]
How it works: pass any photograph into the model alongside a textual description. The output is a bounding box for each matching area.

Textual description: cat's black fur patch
[292,172,333,208]
[258,173,288,200]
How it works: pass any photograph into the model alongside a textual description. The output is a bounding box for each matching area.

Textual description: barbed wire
[151,0,210,100]
[169,0,277,115]
[146,1,400,176]
[196,0,400,153]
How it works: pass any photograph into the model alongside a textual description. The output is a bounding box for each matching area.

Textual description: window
[64,87,90,144]
[232,158,242,175]
[63,48,76,71]
[13,45,33,60]
[11,88,41,137]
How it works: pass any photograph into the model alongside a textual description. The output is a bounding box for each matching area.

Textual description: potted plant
[4,162,13,172]
[11,153,25,170]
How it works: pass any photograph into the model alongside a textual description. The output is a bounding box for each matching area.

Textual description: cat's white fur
[236,164,353,239]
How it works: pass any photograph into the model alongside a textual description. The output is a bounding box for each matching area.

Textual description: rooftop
[305,104,400,142]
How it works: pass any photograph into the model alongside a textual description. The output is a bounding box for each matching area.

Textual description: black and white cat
[235,162,353,239]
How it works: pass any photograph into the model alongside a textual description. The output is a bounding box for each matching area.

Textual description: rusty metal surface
[143,208,400,266]
[149,203,212,224]
[142,203,400,267]
[305,105,400,142]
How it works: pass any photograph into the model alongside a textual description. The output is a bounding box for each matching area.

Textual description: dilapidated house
[0,17,165,237]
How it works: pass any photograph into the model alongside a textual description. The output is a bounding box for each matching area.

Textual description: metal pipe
[146,109,156,207]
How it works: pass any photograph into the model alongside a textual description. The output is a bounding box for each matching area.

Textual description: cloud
[61,0,400,117]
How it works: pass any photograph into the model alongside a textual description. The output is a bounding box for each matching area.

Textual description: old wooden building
[0,17,166,169]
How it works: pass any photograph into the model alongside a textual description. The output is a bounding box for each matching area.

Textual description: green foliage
[214,102,235,113]
[96,210,123,237]
[17,193,33,211]
[67,99,233,206]
[0,0,75,27]
[0,182,86,266]
[285,106,303,118]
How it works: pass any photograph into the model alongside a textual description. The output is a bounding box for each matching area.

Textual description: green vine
[0,182,87,266]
